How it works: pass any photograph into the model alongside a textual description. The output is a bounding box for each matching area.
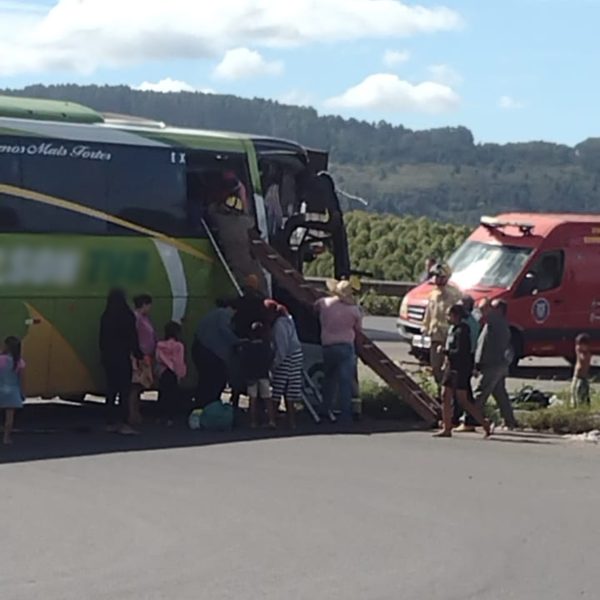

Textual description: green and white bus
[0,95,350,398]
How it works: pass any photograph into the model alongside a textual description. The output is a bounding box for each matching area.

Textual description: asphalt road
[1,429,599,600]
[363,316,599,395]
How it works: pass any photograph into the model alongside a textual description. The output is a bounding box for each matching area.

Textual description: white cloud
[427,64,463,87]
[498,95,525,110]
[383,49,410,68]
[0,0,463,75]
[214,48,283,80]
[325,73,460,114]
[278,89,315,107]
[135,78,197,93]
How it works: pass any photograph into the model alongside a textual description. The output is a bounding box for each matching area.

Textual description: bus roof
[0,95,103,124]
[0,94,310,158]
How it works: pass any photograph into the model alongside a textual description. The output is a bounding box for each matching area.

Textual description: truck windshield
[448,241,532,289]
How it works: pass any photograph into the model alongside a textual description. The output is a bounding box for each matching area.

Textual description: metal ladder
[249,231,440,425]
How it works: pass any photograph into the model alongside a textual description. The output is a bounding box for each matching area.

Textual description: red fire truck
[398,213,600,366]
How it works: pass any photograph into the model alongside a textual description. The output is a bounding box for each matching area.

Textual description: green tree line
[306,211,469,281]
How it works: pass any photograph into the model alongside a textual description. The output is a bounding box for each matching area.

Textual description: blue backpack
[195,402,234,431]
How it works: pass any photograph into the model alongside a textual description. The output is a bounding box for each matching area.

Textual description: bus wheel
[508,330,523,375]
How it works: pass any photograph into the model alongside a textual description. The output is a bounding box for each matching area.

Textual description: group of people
[0,267,364,444]
[422,261,593,438]
[191,276,304,429]
[95,270,364,434]
[99,290,187,434]
[422,262,521,438]
[192,275,363,428]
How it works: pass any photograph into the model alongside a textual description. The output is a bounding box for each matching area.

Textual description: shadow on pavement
[0,402,429,465]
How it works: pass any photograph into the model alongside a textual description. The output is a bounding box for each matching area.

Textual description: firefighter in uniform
[422,263,462,395]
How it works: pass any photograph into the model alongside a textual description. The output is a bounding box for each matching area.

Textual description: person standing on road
[129,293,157,425]
[570,333,592,408]
[453,295,481,432]
[473,299,518,429]
[315,280,363,424]
[192,299,239,406]
[434,305,490,438]
[0,336,25,445]
[238,321,276,429]
[230,275,270,407]
[155,321,187,426]
[266,300,304,430]
[99,289,142,435]
[422,263,462,396]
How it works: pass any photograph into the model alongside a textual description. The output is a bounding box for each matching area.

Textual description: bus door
[184,150,264,292]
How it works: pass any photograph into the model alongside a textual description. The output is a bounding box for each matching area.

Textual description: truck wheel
[508,330,523,375]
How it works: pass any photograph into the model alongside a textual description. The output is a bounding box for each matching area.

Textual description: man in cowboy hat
[422,263,462,395]
[315,279,363,423]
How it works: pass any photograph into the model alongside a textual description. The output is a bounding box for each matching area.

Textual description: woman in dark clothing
[99,288,142,435]
[230,275,269,406]
[231,275,269,338]
[434,304,490,439]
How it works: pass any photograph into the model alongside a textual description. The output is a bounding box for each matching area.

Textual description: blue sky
[0,0,598,145]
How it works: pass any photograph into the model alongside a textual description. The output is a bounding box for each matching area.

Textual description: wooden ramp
[249,232,440,425]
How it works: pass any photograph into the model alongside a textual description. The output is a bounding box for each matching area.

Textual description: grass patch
[360,380,424,421]
[360,375,600,434]
[518,406,600,434]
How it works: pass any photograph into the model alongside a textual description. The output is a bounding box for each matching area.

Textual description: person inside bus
[262,164,284,239]
[205,169,267,293]
[99,289,143,435]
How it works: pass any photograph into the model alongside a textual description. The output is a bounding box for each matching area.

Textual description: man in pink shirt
[315,280,362,423]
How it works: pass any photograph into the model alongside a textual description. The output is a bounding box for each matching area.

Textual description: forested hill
[4,84,600,223]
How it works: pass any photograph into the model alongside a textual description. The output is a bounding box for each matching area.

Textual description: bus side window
[106,146,188,236]
[517,250,565,296]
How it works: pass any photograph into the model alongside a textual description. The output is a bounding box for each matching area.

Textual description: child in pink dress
[0,336,26,445]
[155,322,187,426]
